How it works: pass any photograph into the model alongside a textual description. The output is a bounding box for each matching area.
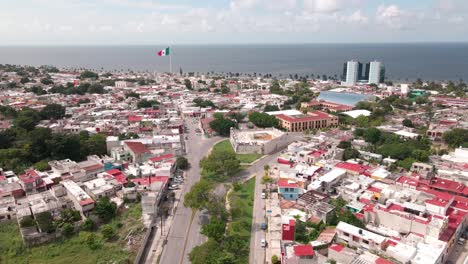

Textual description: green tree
[248,112,279,128]
[61,223,74,237]
[34,160,50,171]
[184,79,193,90]
[209,118,236,136]
[228,112,246,123]
[81,218,95,231]
[125,91,140,98]
[402,118,413,127]
[80,70,99,79]
[337,141,352,149]
[343,148,360,161]
[201,218,226,242]
[176,156,189,170]
[443,128,468,148]
[264,104,280,112]
[184,180,213,210]
[193,98,216,108]
[363,128,381,144]
[20,76,30,84]
[60,208,82,223]
[40,104,66,120]
[200,149,241,180]
[94,197,117,222]
[13,108,41,131]
[79,232,101,250]
[101,224,116,241]
[272,255,279,264]
[137,99,160,108]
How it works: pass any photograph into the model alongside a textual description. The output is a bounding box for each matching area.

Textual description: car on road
[168,184,180,190]
[457,238,465,245]
[261,192,266,199]
[260,223,267,230]
[260,238,267,248]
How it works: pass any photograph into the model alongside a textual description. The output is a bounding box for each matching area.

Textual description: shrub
[81,218,95,231]
[20,216,36,228]
[101,224,116,241]
[61,223,74,237]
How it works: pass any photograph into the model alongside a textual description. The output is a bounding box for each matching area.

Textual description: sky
[1,0,467,45]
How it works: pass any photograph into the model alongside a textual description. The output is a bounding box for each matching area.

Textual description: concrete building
[343,60,360,86]
[368,60,385,84]
[336,221,386,251]
[267,110,338,132]
[230,128,287,155]
[61,180,94,215]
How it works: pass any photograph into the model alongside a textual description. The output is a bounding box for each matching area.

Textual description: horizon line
[1,41,468,47]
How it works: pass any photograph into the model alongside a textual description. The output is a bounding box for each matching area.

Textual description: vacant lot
[0,203,145,264]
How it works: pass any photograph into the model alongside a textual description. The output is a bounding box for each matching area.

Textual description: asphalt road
[160,127,302,264]
[159,119,221,264]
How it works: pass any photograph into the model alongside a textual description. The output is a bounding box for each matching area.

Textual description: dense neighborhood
[0,63,467,264]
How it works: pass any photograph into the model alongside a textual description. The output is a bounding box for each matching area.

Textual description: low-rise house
[61,180,94,215]
[82,177,118,200]
[336,221,386,251]
[18,170,47,195]
[282,244,317,264]
[278,179,302,200]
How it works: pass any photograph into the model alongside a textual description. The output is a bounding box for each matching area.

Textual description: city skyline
[1,0,468,45]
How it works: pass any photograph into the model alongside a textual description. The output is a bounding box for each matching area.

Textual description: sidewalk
[146,187,184,263]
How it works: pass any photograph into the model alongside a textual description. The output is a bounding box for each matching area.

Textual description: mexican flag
[157,47,170,56]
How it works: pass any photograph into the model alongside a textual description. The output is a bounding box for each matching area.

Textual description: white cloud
[376,4,405,29]
[448,15,464,24]
[304,0,343,13]
[265,0,296,11]
[230,0,260,10]
[342,10,368,24]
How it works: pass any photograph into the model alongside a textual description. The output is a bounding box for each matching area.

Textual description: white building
[368,60,384,84]
[61,180,94,214]
[345,60,359,86]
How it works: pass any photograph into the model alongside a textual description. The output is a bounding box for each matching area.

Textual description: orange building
[272,110,338,132]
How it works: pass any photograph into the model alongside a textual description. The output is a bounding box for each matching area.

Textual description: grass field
[213,140,263,164]
[0,203,145,264]
[227,178,255,263]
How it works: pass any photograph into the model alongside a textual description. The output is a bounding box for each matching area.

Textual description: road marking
[179,209,196,264]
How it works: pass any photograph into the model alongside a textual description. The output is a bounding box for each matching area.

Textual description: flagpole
[169,45,172,74]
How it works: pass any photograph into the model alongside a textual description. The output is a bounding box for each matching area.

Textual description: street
[159,119,221,264]
[159,126,302,264]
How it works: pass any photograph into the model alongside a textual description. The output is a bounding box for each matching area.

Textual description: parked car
[168,184,180,190]
[261,192,266,199]
[260,223,267,230]
[260,239,267,248]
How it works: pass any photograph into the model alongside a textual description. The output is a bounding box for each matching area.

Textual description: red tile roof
[328,244,344,252]
[278,179,299,188]
[79,198,94,206]
[335,162,370,175]
[128,115,142,122]
[431,178,466,194]
[106,169,127,184]
[125,141,151,155]
[293,244,314,257]
[150,154,175,162]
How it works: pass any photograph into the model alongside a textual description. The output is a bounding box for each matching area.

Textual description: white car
[260,239,267,248]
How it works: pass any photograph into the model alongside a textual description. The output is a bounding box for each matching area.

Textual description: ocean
[0,43,467,81]
[317,91,370,106]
